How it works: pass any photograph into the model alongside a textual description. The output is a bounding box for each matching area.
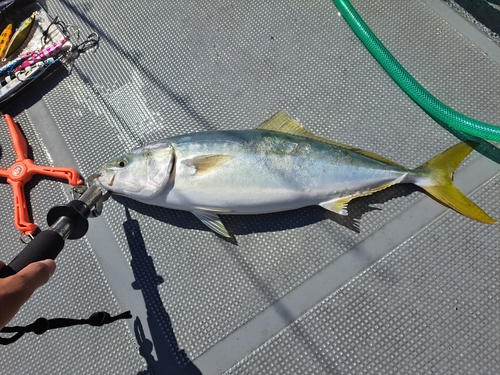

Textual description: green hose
[332,0,500,142]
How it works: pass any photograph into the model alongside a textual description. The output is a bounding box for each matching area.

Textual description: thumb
[17,260,57,291]
[0,260,56,329]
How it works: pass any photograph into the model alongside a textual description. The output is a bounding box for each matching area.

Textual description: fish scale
[171,129,401,207]
[96,111,497,237]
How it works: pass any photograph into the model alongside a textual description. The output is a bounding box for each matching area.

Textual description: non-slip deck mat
[0,0,498,374]
[225,174,500,375]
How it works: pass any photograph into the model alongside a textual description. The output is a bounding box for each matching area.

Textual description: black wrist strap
[0,311,132,345]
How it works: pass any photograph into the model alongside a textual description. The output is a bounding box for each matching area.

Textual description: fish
[5,12,36,58]
[95,111,497,237]
[0,23,13,58]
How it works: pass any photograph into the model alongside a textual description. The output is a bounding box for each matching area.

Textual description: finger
[0,261,5,270]
[18,259,56,289]
[0,260,55,329]
[13,260,56,301]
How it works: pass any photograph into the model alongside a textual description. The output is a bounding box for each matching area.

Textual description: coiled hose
[332,0,500,142]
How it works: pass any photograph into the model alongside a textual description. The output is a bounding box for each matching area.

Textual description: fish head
[96,143,175,200]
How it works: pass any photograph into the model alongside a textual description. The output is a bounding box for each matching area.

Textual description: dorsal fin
[258,111,405,168]
[258,111,315,138]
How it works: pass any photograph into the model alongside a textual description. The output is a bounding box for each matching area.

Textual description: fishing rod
[0,178,132,345]
[0,177,109,278]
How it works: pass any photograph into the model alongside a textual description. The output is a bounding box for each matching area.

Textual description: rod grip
[0,231,64,278]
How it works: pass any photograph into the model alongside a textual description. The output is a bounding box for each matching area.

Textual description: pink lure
[15,39,68,71]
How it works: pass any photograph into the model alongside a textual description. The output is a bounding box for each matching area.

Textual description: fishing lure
[0,47,42,76]
[15,38,68,71]
[0,63,47,99]
[0,23,13,58]
[5,12,36,58]
[0,56,23,76]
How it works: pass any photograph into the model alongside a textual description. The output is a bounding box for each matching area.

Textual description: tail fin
[412,142,497,224]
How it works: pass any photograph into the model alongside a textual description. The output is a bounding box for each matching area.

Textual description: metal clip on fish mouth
[70,173,111,218]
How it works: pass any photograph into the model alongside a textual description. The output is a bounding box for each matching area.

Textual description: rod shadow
[123,207,201,375]
[59,0,217,133]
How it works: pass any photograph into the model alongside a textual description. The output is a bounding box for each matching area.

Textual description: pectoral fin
[192,210,231,237]
[319,197,353,216]
[183,154,233,175]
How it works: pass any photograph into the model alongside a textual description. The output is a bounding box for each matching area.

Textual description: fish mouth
[94,169,115,188]
[87,172,103,187]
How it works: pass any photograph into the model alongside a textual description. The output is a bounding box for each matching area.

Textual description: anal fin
[320,176,406,216]
[320,197,353,216]
[192,210,231,237]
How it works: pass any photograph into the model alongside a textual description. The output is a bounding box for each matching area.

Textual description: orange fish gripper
[0,114,83,237]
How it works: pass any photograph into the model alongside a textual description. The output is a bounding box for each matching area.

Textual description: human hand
[0,260,56,329]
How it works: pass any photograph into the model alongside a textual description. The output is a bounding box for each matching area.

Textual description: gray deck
[0,0,498,374]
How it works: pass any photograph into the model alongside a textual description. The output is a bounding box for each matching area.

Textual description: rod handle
[0,231,64,278]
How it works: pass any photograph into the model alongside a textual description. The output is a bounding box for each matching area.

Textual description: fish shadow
[113,184,415,238]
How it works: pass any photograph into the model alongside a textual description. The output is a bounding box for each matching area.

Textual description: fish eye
[117,158,128,168]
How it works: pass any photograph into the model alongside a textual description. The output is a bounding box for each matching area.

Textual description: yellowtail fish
[0,23,13,58]
[96,111,497,237]
[5,12,36,58]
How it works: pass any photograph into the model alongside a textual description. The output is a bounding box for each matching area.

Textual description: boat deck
[0,0,498,374]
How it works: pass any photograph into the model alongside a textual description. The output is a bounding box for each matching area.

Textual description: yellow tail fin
[413,142,497,224]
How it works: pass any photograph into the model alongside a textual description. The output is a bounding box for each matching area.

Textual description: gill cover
[100,146,175,199]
